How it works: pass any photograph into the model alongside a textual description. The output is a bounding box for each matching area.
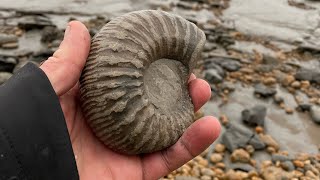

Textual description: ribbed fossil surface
[80,10,206,154]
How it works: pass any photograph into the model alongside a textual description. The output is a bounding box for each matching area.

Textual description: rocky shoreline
[1,0,320,179]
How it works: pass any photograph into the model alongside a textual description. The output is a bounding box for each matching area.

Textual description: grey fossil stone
[79,10,206,155]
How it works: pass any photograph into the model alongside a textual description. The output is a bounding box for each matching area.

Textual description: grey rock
[175,176,200,180]
[297,103,312,112]
[272,154,292,163]
[0,72,12,85]
[221,123,265,152]
[295,68,320,84]
[203,42,217,52]
[0,34,18,45]
[18,15,53,30]
[295,68,313,81]
[177,1,196,9]
[254,83,277,97]
[220,81,235,92]
[310,106,320,124]
[231,163,255,172]
[248,134,266,150]
[273,95,284,104]
[242,105,267,126]
[204,69,223,84]
[296,167,305,173]
[280,64,295,73]
[220,60,241,72]
[281,161,295,171]
[204,61,225,77]
[255,64,274,73]
[41,26,63,43]
[204,57,241,72]
[263,55,279,65]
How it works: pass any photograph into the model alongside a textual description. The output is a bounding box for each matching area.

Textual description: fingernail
[64,25,71,39]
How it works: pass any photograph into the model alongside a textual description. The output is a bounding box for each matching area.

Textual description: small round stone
[210,153,223,163]
[214,144,226,153]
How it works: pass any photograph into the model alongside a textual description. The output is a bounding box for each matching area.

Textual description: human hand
[40,21,221,180]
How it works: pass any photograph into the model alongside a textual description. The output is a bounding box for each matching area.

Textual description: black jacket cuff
[0,63,79,180]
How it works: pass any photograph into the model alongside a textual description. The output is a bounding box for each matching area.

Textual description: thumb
[40,21,91,96]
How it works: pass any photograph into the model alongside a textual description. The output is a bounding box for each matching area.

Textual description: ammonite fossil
[79,10,206,155]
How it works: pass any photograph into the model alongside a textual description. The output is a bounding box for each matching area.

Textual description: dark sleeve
[0,63,79,180]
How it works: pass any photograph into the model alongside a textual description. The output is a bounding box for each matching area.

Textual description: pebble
[291,81,301,89]
[310,106,320,124]
[0,34,18,45]
[293,160,305,168]
[255,126,264,134]
[254,83,277,98]
[214,143,226,153]
[267,146,276,154]
[231,149,250,163]
[259,134,280,150]
[200,168,215,176]
[245,145,255,155]
[292,170,304,178]
[305,170,317,179]
[204,69,223,84]
[1,42,18,49]
[280,161,295,171]
[261,166,294,180]
[273,95,284,104]
[297,103,312,112]
[200,175,211,180]
[219,115,229,126]
[263,77,277,85]
[285,107,294,114]
[300,80,310,89]
[215,162,225,169]
[225,169,249,179]
[210,153,223,163]
[282,75,295,86]
[17,15,53,30]
[175,176,200,180]
[271,154,291,162]
[231,162,255,172]
[242,105,267,126]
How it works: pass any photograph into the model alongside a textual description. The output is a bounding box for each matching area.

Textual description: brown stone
[214,144,226,153]
[1,42,18,49]
[291,81,301,89]
[246,145,255,155]
[264,77,277,85]
[259,134,280,150]
[292,170,304,178]
[261,166,294,180]
[231,149,250,163]
[285,107,294,114]
[266,146,276,154]
[200,168,215,177]
[293,160,304,168]
[282,75,295,86]
[215,162,225,169]
[301,81,310,89]
[305,170,317,179]
[210,153,223,163]
[219,115,229,126]
[255,126,264,134]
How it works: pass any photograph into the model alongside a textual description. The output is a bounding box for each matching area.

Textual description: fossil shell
[79,10,206,154]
